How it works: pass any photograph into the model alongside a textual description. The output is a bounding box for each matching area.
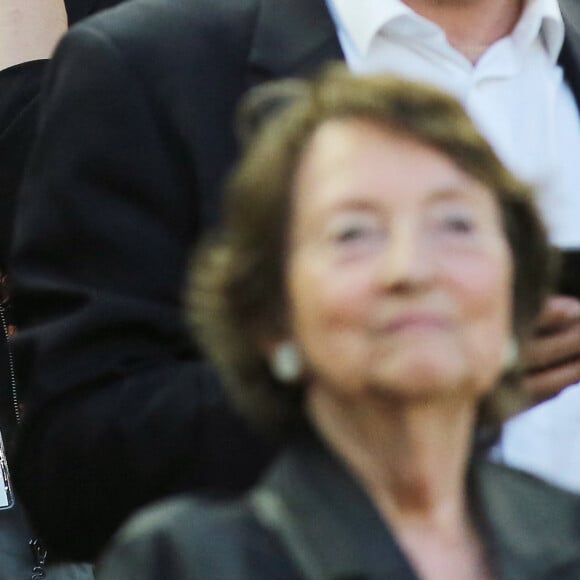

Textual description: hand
[522,295,580,402]
[0,0,67,71]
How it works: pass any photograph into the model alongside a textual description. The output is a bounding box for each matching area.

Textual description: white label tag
[0,430,14,509]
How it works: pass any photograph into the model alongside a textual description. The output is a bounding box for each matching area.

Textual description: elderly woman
[97,68,580,579]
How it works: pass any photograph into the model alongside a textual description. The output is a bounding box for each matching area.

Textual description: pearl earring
[503,339,519,371]
[271,341,302,383]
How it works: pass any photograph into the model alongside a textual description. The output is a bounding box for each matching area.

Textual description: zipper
[29,538,48,579]
[0,303,20,424]
[0,299,47,578]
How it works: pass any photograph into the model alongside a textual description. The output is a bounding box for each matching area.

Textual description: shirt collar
[326,0,565,62]
[513,0,565,63]
[326,0,422,56]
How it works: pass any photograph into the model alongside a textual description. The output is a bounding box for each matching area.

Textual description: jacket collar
[248,0,343,82]
[558,0,580,109]
[256,430,417,580]
[258,430,580,580]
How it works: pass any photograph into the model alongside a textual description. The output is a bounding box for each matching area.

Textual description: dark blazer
[0,61,46,269]
[0,0,125,268]
[66,0,126,25]
[97,432,580,579]
[9,0,580,561]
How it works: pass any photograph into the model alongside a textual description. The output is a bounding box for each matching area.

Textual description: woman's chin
[371,356,474,402]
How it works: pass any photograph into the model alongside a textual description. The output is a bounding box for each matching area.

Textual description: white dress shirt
[326,0,580,491]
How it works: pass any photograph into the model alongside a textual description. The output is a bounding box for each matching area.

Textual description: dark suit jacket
[9,0,580,561]
[0,0,125,269]
[0,1,130,571]
[66,0,126,25]
[97,432,580,579]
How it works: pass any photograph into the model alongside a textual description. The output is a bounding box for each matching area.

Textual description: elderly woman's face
[285,119,513,402]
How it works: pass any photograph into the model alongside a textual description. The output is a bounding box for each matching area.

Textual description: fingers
[534,295,580,333]
[523,321,580,371]
[520,295,580,403]
[522,359,580,403]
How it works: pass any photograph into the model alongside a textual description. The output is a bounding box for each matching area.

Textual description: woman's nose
[376,223,435,291]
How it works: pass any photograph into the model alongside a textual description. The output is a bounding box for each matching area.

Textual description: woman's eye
[324,217,385,257]
[441,214,475,234]
[336,225,372,242]
[333,222,385,248]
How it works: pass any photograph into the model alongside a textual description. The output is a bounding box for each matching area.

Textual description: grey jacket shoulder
[97,495,300,580]
[97,461,580,580]
[475,461,580,577]
[478,460,580,527]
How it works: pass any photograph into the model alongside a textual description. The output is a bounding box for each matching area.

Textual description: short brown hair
[187,65,556,447]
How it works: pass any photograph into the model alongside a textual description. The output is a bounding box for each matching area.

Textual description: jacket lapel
[559,0,580,110]
[255,433,419,580]
[247,0,344,85]
[256,438,580,579]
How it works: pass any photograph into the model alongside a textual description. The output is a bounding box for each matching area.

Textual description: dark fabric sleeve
[0,0,128,272]
[0,60,48,270]
[65,0,128,26]
[10,18,273,562]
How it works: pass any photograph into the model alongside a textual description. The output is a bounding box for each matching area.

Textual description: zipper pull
[29,537,48,579]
